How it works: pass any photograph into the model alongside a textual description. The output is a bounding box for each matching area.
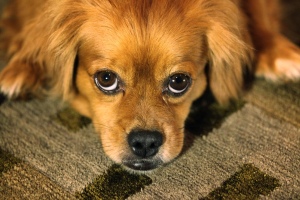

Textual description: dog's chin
[122,158,164,172]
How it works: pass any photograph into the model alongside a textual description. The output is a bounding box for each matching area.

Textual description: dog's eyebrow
[84,55,129,77]
[169,55,196,66]
[169,59,196,69]
[85,53,108,66]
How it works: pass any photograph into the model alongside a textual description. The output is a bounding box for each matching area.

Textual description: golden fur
[0,0,299,171]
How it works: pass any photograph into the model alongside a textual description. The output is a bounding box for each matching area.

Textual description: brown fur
[0,0,299,171]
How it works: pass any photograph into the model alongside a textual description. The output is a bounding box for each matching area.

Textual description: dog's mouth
[122,158,163,171]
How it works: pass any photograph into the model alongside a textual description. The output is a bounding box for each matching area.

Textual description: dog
[0,0,299,172]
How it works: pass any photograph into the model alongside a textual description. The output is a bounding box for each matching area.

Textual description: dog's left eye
[94,71,121,94]
[166,73,191,96]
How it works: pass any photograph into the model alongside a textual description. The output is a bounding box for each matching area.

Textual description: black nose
[127,130,163,158]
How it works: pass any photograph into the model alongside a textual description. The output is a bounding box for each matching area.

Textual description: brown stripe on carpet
[0,93,6,106]
[0,162,75,199]
[51,107,92,132]
[245,79,300,127]
[200,164,281,200]
[186,89,245,136]
[77,164,152,200]
[0,148,21,175]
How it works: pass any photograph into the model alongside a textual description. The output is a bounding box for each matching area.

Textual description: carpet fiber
[1,1,300,199]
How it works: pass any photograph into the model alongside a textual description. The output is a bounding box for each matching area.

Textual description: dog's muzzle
[123,130,163,171]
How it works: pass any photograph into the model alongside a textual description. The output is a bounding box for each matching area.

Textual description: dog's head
[44,0,252,171]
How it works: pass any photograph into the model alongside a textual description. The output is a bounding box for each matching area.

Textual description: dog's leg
[245,0,300,81]
[0,58,46,99]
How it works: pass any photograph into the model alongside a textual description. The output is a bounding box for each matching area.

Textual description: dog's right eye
[165,73,192,97]
[94,71,121,94]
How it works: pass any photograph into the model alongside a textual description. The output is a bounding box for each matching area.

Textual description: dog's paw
[255,35,300,81]
[0,60,43,99]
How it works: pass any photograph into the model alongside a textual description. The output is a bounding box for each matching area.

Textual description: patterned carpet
[1,1,300,200]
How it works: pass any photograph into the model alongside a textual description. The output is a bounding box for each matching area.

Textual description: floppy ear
[206,4,253,104]
[46,3,89,100]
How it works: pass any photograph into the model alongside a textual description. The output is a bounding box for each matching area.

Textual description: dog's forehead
[81,0,208,61]
[80,0,209,86]
[82,22,205,75]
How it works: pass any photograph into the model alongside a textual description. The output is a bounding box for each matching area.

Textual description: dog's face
[74,4,208,171]
[76,49,207,171]
[47,0,251,172]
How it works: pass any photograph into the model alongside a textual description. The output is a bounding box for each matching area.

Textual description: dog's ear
[206,4,253,104]
[46,4,89,100]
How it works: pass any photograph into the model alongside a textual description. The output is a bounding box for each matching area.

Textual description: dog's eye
[167,73,191,96]
[94,71,120,94]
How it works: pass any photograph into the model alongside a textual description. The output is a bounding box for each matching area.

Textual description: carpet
[0,1,300,199]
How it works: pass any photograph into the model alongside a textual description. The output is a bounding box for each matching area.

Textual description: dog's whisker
[93,122,109,127]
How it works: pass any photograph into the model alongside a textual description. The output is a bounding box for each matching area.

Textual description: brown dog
[0,0,299,171]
